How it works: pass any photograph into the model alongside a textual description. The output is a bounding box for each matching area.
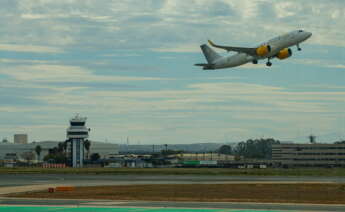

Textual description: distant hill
[118,143,234,154]
[30,141,233,154]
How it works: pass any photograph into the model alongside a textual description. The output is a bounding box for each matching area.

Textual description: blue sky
[0,0,345,144]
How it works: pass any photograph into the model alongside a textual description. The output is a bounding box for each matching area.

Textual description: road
[1,174,345,187]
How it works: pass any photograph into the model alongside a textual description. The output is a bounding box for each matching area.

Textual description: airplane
[195,30,312,70]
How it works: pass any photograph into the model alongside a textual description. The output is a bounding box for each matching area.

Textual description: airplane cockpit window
[298,30,303,32]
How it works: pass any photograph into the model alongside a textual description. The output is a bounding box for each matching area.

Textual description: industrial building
[14,134,28,144]
[178,153,234,161]
[272,143,345,167]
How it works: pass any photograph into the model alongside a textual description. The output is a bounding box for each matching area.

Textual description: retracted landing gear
[297,44,302,51]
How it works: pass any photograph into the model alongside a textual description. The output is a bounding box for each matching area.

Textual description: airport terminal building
[272,143,345,167]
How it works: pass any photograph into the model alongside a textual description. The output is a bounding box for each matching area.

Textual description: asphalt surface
[1,174,345,211]
[1,174,345,187]
[1,198,345,211]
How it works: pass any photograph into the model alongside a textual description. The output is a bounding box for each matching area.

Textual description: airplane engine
[276,48,292,60]
[255,45,271,56]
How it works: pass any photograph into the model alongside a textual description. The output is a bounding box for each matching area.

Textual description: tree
[234,138,280,159]
[218,145,232,155]
[90,153,100,161]
[35,145,42,161]
[84,140,91,159]
[309,135,316,144]
[57,142,67,153]
[44,152,66,163]
[43,142,69,164]
[234,141,246,156]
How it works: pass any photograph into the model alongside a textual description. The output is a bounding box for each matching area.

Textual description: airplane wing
[208,40,257,56]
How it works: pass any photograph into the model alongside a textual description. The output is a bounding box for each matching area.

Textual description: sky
[0,0,345,144]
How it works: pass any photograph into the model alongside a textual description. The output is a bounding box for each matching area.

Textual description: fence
[42,163,66,168]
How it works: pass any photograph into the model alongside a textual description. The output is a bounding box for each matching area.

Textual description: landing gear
[266,58,272,67]
[297,44,302,51]
[252,59,258,64]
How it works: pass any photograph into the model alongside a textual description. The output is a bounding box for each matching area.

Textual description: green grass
[1,167,345,176]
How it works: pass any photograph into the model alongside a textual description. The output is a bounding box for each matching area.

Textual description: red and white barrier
[42,163,66,168]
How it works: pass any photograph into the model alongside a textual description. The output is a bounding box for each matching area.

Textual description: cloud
[0,64,169,82]
[327,64,345,69]
[151,44,201,53]
[292,58,345,69]
[1,0,344,51]
[0,0,344,143]
[27,80,344,115]
[0,43,62,53]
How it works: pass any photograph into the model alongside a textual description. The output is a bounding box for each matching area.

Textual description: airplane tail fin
[200,44,221,64]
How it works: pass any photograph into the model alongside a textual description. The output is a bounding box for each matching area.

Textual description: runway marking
[0,206,288,212]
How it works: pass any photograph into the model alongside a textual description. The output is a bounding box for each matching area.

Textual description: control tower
[66,114,90,168]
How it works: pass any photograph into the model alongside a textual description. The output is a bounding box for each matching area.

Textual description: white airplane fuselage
[205,30,312,69]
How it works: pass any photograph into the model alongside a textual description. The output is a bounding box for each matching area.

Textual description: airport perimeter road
[1,174,345,187]
[1,198,345,212]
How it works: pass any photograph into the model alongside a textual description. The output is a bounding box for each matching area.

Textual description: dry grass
[8,183,345,204]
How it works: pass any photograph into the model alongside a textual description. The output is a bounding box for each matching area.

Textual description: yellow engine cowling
[255,45,271,56]
[276,48,292,60]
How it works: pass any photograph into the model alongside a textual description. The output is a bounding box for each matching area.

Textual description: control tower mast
[66,114,90,168]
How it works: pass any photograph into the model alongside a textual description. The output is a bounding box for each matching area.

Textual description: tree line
[34,140,94,163]
[218,138,280,159]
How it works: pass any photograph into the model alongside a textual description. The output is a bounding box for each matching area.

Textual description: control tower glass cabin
[66,115,89,168]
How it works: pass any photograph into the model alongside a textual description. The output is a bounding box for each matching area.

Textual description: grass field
[1,167,345,176]
[8,183,345,204]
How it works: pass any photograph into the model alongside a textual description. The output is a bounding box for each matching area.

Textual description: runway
[1,174,345,211]
[1,198,345,211]
[1,174,345,187]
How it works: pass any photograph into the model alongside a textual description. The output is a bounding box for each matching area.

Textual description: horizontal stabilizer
[194,63,209,66]
[194,63,214,70]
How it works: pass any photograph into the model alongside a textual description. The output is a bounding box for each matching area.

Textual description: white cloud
[292,58,345,69]
[1,0,344,50]
[0,0,344,143]
[0,44,62,53]
[327,64,345,69]
[0,64,168,82]
[27,80,345,115]
[151,44,200,53]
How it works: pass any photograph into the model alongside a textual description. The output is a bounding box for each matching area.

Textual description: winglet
[208,40,216,47]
